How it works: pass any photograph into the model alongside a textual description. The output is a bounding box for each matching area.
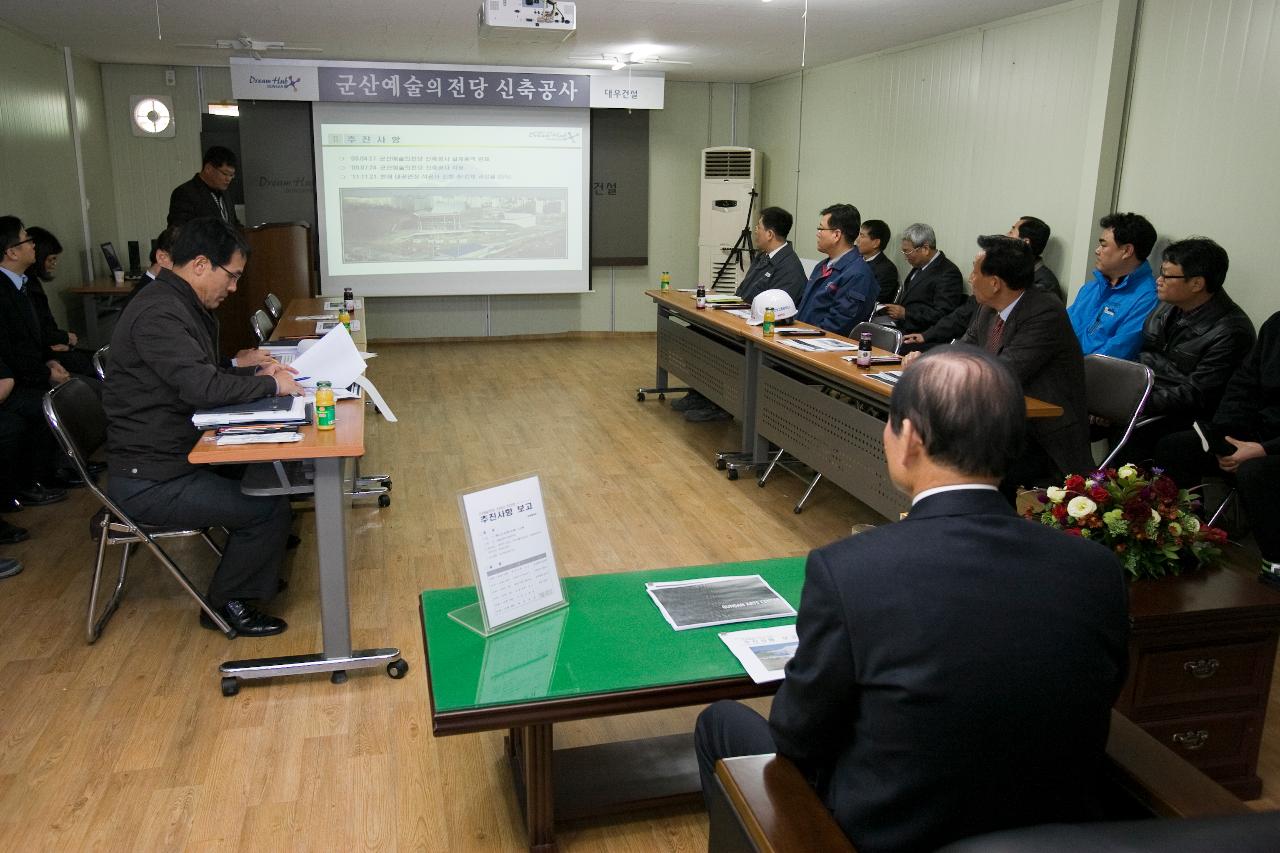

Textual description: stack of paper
[781,337,858,353]
[719,625,799,683]
[645,575,796,631]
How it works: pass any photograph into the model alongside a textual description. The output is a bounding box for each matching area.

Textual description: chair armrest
[1103,710,1249,818]
[711,754,856,853]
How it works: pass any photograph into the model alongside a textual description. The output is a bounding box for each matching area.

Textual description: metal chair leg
[87,538,130,644]
[138,538,236,638]
[794,473,823,514]
[199,530,224,558]
[1207,488,1237,528]
[758,449,784,486]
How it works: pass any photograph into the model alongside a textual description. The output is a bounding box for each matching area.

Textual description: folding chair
[1083,354,1154,469]
[43,378,235,642]
[250,309,275,345]
[757,324,904,513]
[91,344,109,381]
[263,292,283,323]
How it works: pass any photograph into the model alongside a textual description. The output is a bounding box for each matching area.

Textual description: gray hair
[901,222,937,249]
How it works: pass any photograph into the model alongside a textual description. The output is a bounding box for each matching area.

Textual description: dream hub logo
[249,74,302,91]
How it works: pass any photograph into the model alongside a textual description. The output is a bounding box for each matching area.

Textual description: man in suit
[694,345,1130,852]
[855,218,899,304]
[872,222,965,334]
[793,203,877,336]
[0,216,71,511]
[1066,211,1158,359]
[106,217,300,636]
[900,214,1064,351]
[952,235,1093,499]
[735,206,806,305]
[167,146,241,228]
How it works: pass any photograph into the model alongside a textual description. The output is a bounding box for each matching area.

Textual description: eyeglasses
[215,167,237,180]
[217,264,243,282]
[816,227,838,233]
[6,237,35,251]
[901,246,923,256]
[1156,273,1188,281]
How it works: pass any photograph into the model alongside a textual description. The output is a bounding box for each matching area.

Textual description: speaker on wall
[127,240,142,275]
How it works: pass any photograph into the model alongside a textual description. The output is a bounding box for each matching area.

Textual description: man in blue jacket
[794,204,877,336]
[1066,211,1158,359]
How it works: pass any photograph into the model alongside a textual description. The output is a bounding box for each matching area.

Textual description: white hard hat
[747,289,798,325]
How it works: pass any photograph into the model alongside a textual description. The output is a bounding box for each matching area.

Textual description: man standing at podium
[168,146,241,228]
[695,347,1129,852]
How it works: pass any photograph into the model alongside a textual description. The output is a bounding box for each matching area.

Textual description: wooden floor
[1,335,1277,851]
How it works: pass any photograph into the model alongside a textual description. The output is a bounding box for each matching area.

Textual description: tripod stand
[710,188,759,292]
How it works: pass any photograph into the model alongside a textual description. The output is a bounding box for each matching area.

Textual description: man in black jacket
[695,346,1129,852]
[735,206,806,305]
[0,215,70,510]
[855,218,899,304]
[1156,310,1280,579]
[872,222,965,334]
[1116,238,1255,463]
[105,217,300,636]
[167,146,240,228]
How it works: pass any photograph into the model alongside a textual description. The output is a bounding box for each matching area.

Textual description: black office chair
[1084,354,1154,468]
[250,309,275,345]
[263,293,283,323]
[43,378,236,642]
[91,344,109,381]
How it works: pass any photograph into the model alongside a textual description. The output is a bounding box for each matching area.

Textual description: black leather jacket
[1137,293,1256,418]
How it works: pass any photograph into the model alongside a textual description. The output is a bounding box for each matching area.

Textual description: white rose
[1067,496,1097,519]
[1046,486,1067,503]
[1151,508,1161,524]
[1118,464,1138,480]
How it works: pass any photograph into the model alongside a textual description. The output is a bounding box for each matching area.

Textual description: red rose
[1065,475,1086,492]
[1151,475,1179,502]
[1090,485,1109,503]
[1051,504,1068,521]
[1063,527,1083,536]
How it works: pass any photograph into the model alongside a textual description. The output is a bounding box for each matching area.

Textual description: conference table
[70,279,135,349]
[640,290,1064,519]
[420,556,805,852]
[189,297,405,696]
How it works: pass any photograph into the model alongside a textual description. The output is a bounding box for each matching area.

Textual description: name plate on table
[453,474,567,636]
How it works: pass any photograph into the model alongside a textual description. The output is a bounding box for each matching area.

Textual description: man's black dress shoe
[48,471,87,489]
[0,497,22,514]
[0,519,29,544]
[16,483,67,506]
[0,558,21,579]
[199,599,288,636]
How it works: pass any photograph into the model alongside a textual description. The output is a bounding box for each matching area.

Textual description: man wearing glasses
[105,217,301,637]
[793,204,878,336]
[872,222,964,334]
[168,146,241,228]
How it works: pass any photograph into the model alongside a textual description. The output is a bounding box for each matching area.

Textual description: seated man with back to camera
[695,346,1129,852]
[793,203,878,336]
[104,217,301,636]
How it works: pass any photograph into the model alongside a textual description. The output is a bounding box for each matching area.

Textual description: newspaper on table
[645,574,796,631]
[719,624,799,683]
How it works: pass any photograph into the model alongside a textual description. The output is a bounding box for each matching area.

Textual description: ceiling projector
[479,0,577,40]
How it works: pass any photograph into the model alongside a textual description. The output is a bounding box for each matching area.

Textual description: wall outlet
[165,68,176,86]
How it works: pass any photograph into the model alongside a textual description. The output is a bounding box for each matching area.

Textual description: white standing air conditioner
[698,147,761,292]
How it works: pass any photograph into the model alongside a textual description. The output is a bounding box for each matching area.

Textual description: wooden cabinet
[1117,548,1280,798]
[218,222,314,358]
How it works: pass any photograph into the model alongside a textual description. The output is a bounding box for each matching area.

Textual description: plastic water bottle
[763,306,776,337]
[660,271,670,292]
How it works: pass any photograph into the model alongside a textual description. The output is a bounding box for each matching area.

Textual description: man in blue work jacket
[1066,212,1159,359]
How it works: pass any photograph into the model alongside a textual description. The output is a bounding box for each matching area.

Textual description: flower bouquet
[1026,464,1228,580]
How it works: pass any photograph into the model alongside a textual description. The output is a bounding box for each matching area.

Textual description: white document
[323,298,364,310]
[315,319,361,334]
[459,475,565,631]
[295,314,336,320]
[288,324,397,422]
[719,624,799,683]
[723,309,753,320]
[645,575,796,631]
[215,431,304,446]
[782,337,858,352]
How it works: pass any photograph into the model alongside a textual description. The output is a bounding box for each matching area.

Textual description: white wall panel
[751,1,1105,293]
[1117,0,1280,326]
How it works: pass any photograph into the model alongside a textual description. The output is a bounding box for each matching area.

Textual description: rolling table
[190,298,404,695]
[421,556,805,852]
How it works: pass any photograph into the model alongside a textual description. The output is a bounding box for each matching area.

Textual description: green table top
[420,556,806,716]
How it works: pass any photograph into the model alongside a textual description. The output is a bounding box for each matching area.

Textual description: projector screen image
[313,104,590,297]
